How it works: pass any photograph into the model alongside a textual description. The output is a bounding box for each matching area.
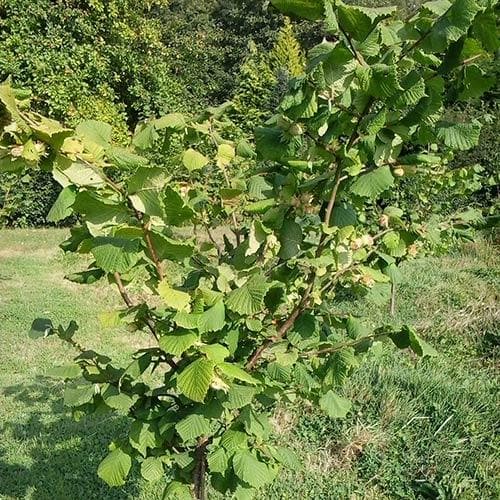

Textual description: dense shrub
[0,171,61,228]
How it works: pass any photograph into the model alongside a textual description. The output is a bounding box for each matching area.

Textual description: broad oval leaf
[226,275,270,315]
[232,450,275,488]
[177,358,215,402]
[319,390,352,418]
[97,447,132,487]
[141,457,164,482]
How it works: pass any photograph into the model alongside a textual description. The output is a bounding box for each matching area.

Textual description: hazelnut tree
[0,0,497,498]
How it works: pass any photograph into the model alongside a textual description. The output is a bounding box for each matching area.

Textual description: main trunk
[193,438,208,500]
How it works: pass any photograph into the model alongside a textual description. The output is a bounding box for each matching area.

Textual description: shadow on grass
[0,379,146,500]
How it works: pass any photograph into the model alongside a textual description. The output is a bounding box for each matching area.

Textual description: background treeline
[0,0,497,226]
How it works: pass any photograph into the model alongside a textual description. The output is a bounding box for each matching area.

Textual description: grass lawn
[0,228,498,499]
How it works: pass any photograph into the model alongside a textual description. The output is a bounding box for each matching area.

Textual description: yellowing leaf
[183,148,208,171]
[158,280,191,311]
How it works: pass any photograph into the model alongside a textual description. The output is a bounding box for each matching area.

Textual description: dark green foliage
[0,171,63,228]
[0,0,187,126]
[452,103,500,209]
[162,0,285,106]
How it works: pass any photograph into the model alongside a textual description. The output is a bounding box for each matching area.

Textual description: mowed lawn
[0,228,498,499]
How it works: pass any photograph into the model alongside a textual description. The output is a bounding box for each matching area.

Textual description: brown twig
[142,220,164,280]
[323,165,344,228]
[113,272,177,370]
[114,272,134,308]
[246,280,315,370]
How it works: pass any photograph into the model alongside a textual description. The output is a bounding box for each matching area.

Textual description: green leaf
[175,414,211,442]
[244,198,276,214]
[351,166,394,198]
[102,386,136,412]
[226,275,270,315]
[236,139,255,158]
[72,191,128,226]
[76,120,112,148]
[389,325,437,358]
[225,384,258,410]
[141,457,164,482]
[177,358,215,402]
[128,167,168,193]
[63,385,95,407]
[319,390,352,418]
[268,446,301,470]
[91,237,140,274]
[233,451,274,488]
[154,113,187,131]
[207,447,229,473]
[159,329,198,357]
[247,176,274,200]
[46,186,76,222]
[459,66,495,100]
[149,232,193,261]
[338,4,396,41]
[472,11,500,51]
[408,328,438,357]
[221,430,248,454]
[97,447,132,487]
[217,143,235,167]
[164,187,195,226]
[158,280,191,311]
[129,190,164,218]
[29,114,73,146]
[0,82,30,132]
[217,362,259,385]
[198,300,226,333]
[436,121,481,150]
[0,156,26,173]
[394,74,427,108]
[183,148,209,171]
[322,348,357,387]
[54,161,106,188]
[240,407,272,439]
[29,317,54,339]
[270,0,325,20]
[46,363,81,379]
[133,122,158,150]
[107,147,149,169]
[130,421,157,456]
[278,219,303,259]
[255,127,294,162]
[199,343,230,362]
[368,64,402,98]
[163,481,192,500]
[331,203,357,227]
[66,268,105,285]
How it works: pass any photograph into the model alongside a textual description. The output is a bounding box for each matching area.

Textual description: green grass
[0,229,498,499]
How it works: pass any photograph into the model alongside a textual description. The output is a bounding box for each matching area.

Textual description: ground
[0,229,498,499]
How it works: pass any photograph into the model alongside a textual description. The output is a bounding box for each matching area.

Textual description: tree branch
[193,437,208,500]
[245,99,376,369]
[301,331,388,358]
[339,26,366,66]
[113,272,178,370]
[246,280,315,370]
[142,219,164,281]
